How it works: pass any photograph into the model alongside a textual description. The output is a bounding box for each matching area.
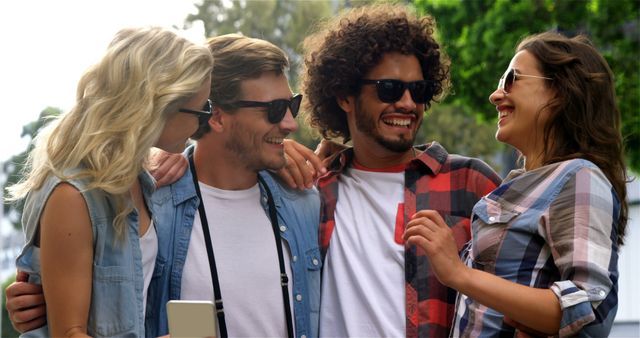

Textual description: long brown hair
[518,31,628,245]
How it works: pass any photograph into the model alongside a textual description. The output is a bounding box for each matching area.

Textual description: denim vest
[145,146,322,338]
[15,170,156,337]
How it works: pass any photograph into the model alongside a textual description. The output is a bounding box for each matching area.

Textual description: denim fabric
[16,170,156,337]
[146,146,321,338]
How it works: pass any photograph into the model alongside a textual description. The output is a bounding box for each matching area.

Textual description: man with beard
[5,34,321,338]
[295,4,502,337]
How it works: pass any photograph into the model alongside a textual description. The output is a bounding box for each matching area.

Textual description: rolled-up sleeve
[544,166,619,337]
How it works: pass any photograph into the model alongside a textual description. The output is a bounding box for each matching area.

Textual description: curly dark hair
[518,31,628,245]
[301,4,450,140]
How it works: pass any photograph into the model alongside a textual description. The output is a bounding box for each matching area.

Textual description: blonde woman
[7,26,213,337]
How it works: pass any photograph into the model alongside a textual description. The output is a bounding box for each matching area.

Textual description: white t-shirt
[180,182,294,337]
[320,163,406,337]
[139,221,157,316]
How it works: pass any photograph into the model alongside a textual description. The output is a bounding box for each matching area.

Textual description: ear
[337,95,355,115]
[209,106,226,133]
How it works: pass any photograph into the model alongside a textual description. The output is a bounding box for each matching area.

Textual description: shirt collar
[323,141,449,177]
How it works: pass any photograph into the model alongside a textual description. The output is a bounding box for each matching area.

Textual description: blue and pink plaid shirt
[317,142,501,337]
[453,158,620,337]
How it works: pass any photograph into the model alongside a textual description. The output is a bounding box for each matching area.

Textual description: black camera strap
[187,152,294,338]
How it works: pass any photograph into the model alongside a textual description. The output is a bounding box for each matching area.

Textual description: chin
[376,136,415,153]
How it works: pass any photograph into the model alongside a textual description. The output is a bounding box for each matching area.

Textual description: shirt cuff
[550,280,607,337]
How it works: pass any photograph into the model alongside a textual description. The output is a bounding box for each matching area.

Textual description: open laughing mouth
[381,113,416,129]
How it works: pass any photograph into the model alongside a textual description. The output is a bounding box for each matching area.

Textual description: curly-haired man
[300,4,502,337]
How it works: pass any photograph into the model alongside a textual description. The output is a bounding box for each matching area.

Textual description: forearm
[454,267,561,335]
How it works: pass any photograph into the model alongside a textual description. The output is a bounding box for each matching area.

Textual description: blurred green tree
[2,107,61,230]
[183,0,386,149]
[414,0,640,172]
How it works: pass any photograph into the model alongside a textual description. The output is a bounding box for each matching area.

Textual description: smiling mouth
[265,136,284,145]
[381,115,415,129]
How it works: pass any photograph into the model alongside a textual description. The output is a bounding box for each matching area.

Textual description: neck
[351,138,415,168]
[193,141,259,190]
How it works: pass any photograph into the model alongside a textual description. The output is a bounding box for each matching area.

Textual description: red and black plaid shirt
[317,142,501,337]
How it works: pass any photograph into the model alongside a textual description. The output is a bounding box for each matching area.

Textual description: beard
[354,99,420,153]
[224,120,286,171]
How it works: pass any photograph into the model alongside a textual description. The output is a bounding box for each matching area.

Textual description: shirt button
[296,294,302,301]
[488,216,496,222]
[279,225,287,232]
[301,335,307,338]
[312,258,319,266]
[262,196,268,203]
[599,290,606,297]
[293,255,298,262]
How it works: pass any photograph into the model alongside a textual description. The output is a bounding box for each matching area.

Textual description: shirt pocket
[470,197,520,268]
[88,264,137,337]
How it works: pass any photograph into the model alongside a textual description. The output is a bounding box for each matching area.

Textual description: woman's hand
[404,210,469,288]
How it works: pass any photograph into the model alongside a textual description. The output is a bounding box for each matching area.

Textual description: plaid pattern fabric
[453,159,620,337]
[318,142,501,337]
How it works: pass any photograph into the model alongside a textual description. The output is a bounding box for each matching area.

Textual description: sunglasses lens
[290,95,302,118]
[504,69,515,93]
[376,80,404,103]
[266,101,286,124]
[409,81,431,103]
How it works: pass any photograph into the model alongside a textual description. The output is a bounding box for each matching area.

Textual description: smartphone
[166,300,218,338]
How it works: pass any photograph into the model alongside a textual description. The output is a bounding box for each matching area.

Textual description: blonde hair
[7,26,213,238]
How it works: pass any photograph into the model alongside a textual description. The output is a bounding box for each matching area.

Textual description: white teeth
[266,137,284,144]
[383,118,411,127]
[499,111,509,118]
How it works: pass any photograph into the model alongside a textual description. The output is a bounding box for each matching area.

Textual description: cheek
[165,115,198,139]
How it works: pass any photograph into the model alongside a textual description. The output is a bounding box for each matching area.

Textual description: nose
[488,88,505,106]
[279,108,298,133]
[394,88,417,111]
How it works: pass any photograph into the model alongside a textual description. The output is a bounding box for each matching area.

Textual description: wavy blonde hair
[7,26,213,238]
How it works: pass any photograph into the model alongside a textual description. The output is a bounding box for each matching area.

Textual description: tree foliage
[185,0,336,91]
[414,0,640,172]
[2,107,61,230]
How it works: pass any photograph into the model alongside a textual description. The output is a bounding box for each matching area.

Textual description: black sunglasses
[227,93,302,124]
[360,79,435,104]
[179,99,213,119]
[497,68,553,93]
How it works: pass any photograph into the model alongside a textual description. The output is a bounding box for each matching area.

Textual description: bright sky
[0,0,204,164]
[0,0,204,234]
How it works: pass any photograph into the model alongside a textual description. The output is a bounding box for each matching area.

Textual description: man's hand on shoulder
[149,147,188,187]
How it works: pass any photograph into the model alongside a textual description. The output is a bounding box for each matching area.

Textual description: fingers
[154,156,188,187]
[149,150,188,187]
[15,270,29,282]
[410,209,447,228]
[404,212,454,256]
[275,160,303,190]
[315,139,346,161]
[285,153,315,189]
[282,139,324,189]
[404,217,439,250]
[291,141,325,177]
[11,300,46,322]
[5,280,43,301]
[13,314,47,334]
[5,281,47,334]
